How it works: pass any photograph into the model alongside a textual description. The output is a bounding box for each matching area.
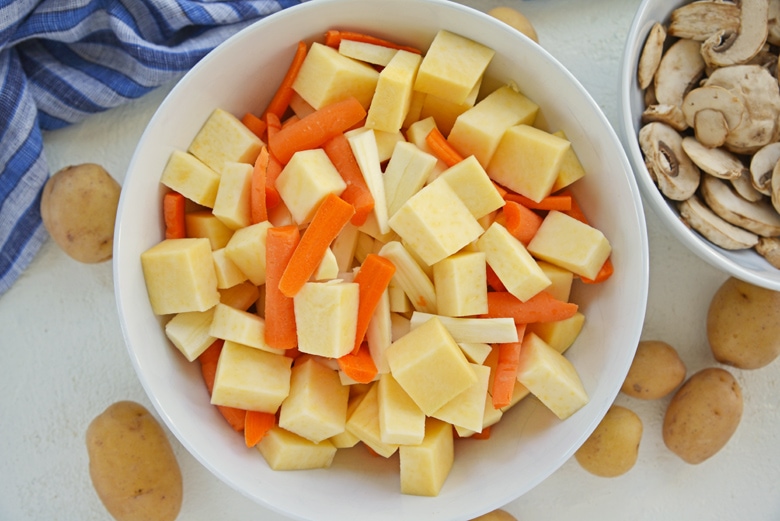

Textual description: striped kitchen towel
[0,0,302,297]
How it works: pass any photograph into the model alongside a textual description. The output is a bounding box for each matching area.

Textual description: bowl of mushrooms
[619,0,780,290]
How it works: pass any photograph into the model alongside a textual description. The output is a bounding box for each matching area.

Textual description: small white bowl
[618,0,780,291]
[114,1,649,519]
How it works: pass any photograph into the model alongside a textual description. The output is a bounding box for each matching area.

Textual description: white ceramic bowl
[618,0,780,291]
[114,1,649,519]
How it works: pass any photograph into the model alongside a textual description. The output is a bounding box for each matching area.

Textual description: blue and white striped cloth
[0,0,302,297]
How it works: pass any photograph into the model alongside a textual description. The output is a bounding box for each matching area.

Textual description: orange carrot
[264,112,283,208]
[241,112,267,139]
[558,189,587,223]
[492,181,508,198]
[323,133,375,226]
[425,127,463,167]
[278,193,355,297]
[351,253,396,353]
[492,325,527,409]
[502,200,543,245]
[198,340,246,432]
[323,29,422,54]
[486,265,506,292]
[264,225,300,349]
[471,426,491,440]
[244,410,276,448]
[269,97,367,164]
[337,342,378,384]
[163,191,186,239]
[503,192,572,211]
[558,190,615,284]
[251,146,269,224]
[483,291,579,324]
[265,41,308,119]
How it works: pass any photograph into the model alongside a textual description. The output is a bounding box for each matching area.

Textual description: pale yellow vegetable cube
[224,221,273,286]
[141,238,219,315]
[188,108,263,175]
[331,222,360,273]
[209,304,283,355]
[275,148,346,225]
[436,155,505,220]
[388,279,412,314]
[404,116,447,178]
[257,427,337,470]
[292,42,379,110]
[538,260,574,302]
[385,317,477,415]
[455,391,505,438]
[160,150,220,208]
[402,89,426,128]
[516,332,589,420]
[433,251,487,317]
[448,84,539,167]
[384,141,438,218]
[211,248,247,290]
[373,129,406,163]
[476,222,551,302]
[211,341,292,413]
[377,373,425,446]
[458,342,492,365]
[329,393,363,449]
[164,307,216,362]
[185,210,234,250]
[311,247,339,281]
[279,358,349,443]
[527,210,612,280]
[414,30,495,105]
[431,363,490,432]
[345,383,399,458]
[218,281,260,311]
[527,312,585,354]
[551,130,586,192]
[294,281,359,358]
[388,180,483,266]
[399,418,454,497]
[418,77,480,135]
[487,124,570,203]
[212,162,253,230]
[366,50,422,133]
[338,39,398,66]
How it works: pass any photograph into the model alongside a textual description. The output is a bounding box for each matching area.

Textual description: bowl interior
[618,0,780,291]
[115,1,649,519]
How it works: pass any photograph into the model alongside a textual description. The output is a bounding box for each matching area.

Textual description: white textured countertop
[2,0,779,520]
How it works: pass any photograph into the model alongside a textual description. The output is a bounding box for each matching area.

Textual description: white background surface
[1,0,778,520]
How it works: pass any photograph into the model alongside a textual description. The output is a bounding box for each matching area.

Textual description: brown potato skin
[40,163,120,263]
[663,368,742,464]
[707,277,780,369]
[621,340,686,399]
[470,509,518,521]
[86,401,182,521]
[574,405,643,477]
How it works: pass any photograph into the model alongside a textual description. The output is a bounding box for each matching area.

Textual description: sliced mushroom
[678,194,760,249]
[700,173,780,235]
[767,0,780,46]
[642,103,688,131]
[682,85,744,147]
[756,236,780,267]
[669,0,741,41]
[749,141,780,195]
[639,122,701,200]
[772,158,780,212]
[681,136,746,179]
[730,169,766,201]
[654,39,706,108]
[638,22,667,90]
[700,0,769,68]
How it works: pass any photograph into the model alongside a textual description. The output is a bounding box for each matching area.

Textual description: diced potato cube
[551,130,586,191]
[185,210,234,250]
[458,342,492,365]
[212,248,247,289]
[338,39,398,66]
[417,77,480,136]
[405,116,447,178]
[403,90,426,128]
[436,155,505,220]
[224,221,273,286]
[366,50,422,133]
[279,358,349,443]
[399,418,454,496]
[141,238,219,315]
[218,281,260,311]
[431,363,490,432]
[384,141,438,218]
[487,124,570,203]
[211,341,292,413]
[433,251,487,317]
[188,108,263,175]
[377,373,425,446]
[373,129,406,163]
[160,150,220,208]
[292,42,380,110]
[164,307,216,362]
[212,162,253,230]
[414,30,495,105]
[275,148,346,225]
[209,303,283,355]
[527,311,586,354]
[527,210,612,280]
[312,247,339,281]
[294,281,359,358]
[537,260,574,302]
[329,392,365,449]
[385,317,477,415]
[257,426,337,470]
[345,383,399,458]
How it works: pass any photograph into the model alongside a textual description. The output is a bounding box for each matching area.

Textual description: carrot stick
[265,112,283,208]
[269,97,368,164]
[324,29,422,54]
[425,126,463,167]
[558,190,615,284]
[265,41,308,119]
[244,410,277,448]
[163,191,186,239]
[278,193,355,297]
[492,325,527,409]
[482,291,579,324]
[264,225,300,349]
[241,112,267,139]
[251,146,269,224]
[198,340,246,432]
[337,342,378,384]
[502,200,543,245]
[503,192,572,211]
[323,134,375,226]
[471,426,491,440]
[351,253,396,353]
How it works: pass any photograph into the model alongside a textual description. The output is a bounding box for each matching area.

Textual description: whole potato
[488,6,539,43]
[40,163,120,263]
[663,368,742,464]
[470,509,517,521]
[621,340,686,399]
[86,401,182,521]
[574,405,643,477]
[707,277,780,369]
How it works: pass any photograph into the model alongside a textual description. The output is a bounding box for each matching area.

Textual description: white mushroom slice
[756,237,780,268]
[668,1,740,41]
[678,194,760,249]
[642,104,688,131]
[767,0,780,46]
[682,85,744,148]
[730,169,766,202]
[749,141,780,195]
[772,159,780,213]
[681,136,746,179]
[700,173,780,236]
[639,122,701,200]
[638,22,667,90]
[700,0,769,68]
[653,39,706,108]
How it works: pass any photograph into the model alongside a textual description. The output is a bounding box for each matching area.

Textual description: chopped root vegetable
[352,253,396,353]
[337,342,378,384]
[163,191,186,239]
[491,325,526,409]
[264,113,284,208]
[265,41,308,119]
[198,340,247,432]
[483,291,579,324]
[251,146,270,224]
[502,200,543,245]
[323,134,375,226]
[265,225,300,349]
[425,127,464,167]
[244,410,277,447]
[503,191,572,211]
[486,265,506,292]
[323,29,422,54]
[241,112,267,139]
[559,190,614,284]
